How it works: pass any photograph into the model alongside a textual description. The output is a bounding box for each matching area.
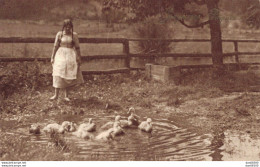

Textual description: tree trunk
[206,0,224,72]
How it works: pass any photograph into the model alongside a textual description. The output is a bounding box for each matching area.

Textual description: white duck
[100,115,121,130]
[111,119,125,136]
[95,128,114,141]
[61,121,77,132]
[78,118,96,132]
[43,123,65,134]
[73,118,96,140]
[96,116,124,140]
[73,130,94,140]
[127,107,140,126]
[119,117,133,128]
[138,118,153,133]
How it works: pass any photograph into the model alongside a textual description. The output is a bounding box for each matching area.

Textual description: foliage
[243,4,260,29]
[133,15,173,54]
[101,6,127,26]
[0,61,51,99]
[102,0,226,70]
[102,0,210,23]
[0,132,76,161]
[0,0,101,21]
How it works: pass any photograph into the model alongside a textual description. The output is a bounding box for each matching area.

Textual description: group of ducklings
[29,107,153,141]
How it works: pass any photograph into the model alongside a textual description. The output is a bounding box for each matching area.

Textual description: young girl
[50,19,84,101]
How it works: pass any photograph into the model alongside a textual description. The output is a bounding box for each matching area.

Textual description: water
[67,119,213,161]
[11,115,260,161]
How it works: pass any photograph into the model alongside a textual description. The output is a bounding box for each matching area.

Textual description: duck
[61,121,77,132]
[29,124,40,134]
[138,118,153,133]
[96,116,124,140]
[127,107,140,126]
[72,118,96,140]
[111,120,125,136]
[72,130,94,140]
[78,118,96,132]
[42,123,65,134]
[95,128,114,141]
[100,115,121,130]
[119,118,132,128]
[119,115,138,128]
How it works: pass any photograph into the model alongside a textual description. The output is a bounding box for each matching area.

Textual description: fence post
[234,41,240,70]
[123,39,130,69]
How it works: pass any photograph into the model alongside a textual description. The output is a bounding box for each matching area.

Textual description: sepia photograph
[0,0,259,166]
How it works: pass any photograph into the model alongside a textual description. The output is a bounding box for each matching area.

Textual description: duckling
[78,118,96,132]
[61,121,77,132]
[43,123,65,134]
[119,119,131,128]
[29,124,40,134]
[119,115,138,128]
[72,130,94,140]
[127,107,140,126]
[111,120,125,136]
[100,115,121,130]
[73,118,96,140]
[95,128,114,141]
[96,116,124,140]
[138,118,152,133]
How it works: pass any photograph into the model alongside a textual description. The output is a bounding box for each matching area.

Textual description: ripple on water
[15,115,214,160]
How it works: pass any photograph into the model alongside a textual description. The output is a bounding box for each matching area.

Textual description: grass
[0,132,75,161]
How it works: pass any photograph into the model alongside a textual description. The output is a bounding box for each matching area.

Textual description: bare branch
[167,12,210,28]
[176,17,210,28]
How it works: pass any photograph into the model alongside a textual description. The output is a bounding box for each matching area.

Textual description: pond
[8,114,260,161]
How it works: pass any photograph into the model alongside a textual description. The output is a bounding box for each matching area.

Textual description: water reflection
[220,130,260,161]
[210,127,225,161]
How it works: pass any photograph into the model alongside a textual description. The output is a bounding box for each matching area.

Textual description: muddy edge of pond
[167,92,260,139]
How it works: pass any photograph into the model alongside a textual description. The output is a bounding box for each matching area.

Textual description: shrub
[0,61,51,98]
[133,15,173,54]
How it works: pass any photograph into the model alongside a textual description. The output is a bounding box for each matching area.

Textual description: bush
[0,61,51,98]
[133,15,173,54]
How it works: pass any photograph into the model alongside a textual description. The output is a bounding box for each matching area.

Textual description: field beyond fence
[0,37,260,75]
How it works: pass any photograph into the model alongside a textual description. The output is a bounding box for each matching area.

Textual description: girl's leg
[50,88,59,100]
[64,88,70,101]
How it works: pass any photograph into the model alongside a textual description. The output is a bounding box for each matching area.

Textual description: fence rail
[0,37,260,74]
[2,37,260,43]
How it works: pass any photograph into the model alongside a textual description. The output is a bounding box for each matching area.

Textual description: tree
[102,0,224,71]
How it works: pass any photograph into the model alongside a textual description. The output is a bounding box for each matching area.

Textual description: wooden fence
[0,37,260,74]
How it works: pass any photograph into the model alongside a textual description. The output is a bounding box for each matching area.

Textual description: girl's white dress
[52,31,84,88]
